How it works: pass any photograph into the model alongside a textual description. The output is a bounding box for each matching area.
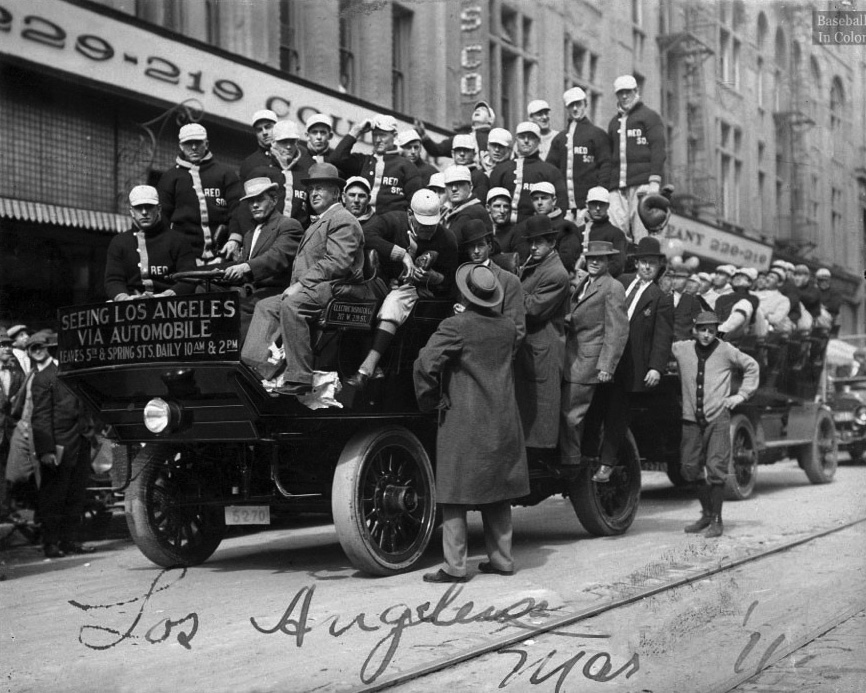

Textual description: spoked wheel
[568,430,641,536]
[798,409,838,484]
[332,426,436,575]
[125,444,227,567]
[725,414,758,500]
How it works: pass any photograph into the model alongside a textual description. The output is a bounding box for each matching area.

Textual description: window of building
[205,0,220,46]
[830,76,845,130]
[757,12,768,51]
[392,5,412,112]
[489,1,538,130]
[563,36,602,122]
[279,0,301,75]
[810,57,822,123]
[831,186,843,239]
[718,4,741,90]
[756,57,765,110]
[718,120,742,223]
[338,0,357,94]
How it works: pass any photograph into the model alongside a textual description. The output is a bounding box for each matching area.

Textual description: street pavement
[2,459,865,693]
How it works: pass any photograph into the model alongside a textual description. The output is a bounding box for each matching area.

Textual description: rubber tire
[569,430,641,536]
[125,444,226,567]
[797,409,839,484]
[725,414,758,501]
[332,426,437,576]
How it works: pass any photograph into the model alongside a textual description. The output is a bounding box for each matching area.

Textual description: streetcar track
[353,516,866,692]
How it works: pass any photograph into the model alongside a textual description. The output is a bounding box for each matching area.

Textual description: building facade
[1,0,863,331]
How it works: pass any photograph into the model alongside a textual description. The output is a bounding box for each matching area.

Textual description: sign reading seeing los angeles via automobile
[57,294,240,371]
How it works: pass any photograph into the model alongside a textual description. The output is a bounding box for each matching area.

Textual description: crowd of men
[0,73,846,569]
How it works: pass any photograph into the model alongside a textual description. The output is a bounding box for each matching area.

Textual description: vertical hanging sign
[459,0,485,114]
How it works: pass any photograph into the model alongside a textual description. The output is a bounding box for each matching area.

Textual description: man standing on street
[607,75,666,243]
[414,263,528,582]
[672,311,759,538]
[29,330,96,558]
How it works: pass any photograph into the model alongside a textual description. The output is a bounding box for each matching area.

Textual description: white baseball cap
[563,87,587,106]
[305,114,333,130]
[486,187,511,204]
[179,123,207,142]
[487,128,513,147]
[715,264,736,277]
[129,185,159,207]
[452,134,476,150]
[614,75,638,93]
[527,99,551,115]
[371,114,398,132]
[427,172,446,190]
[530,182,556,197]
[251,109,278,126]
[515,122,541,138]
[443,165,472,184]
[410,189,441,225]
[395,129,422,147]
[816,268,832,279]
[344,176,372,193]
[273,120,300,141]
[586,186,610,204]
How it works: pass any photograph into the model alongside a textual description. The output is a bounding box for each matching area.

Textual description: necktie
[625,279,642,309]
[248,224,263,258]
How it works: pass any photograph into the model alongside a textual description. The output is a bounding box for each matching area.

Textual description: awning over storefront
[663,214,774,271]
[0,197,127,234]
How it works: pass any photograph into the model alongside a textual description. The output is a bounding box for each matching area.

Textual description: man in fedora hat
[672,311,759,538]
[241,163,364,396]
[456,218,525,347]
[547,87,612,220]
[104,185,197,301]
[584,235,673,482]
[515,216,570,451]
[157,123,242,262]
[560,241,629,468]
[345,189,458,391]
[29,330,97,557]
[512,181,582,273]
[221,177,304,341]
[414,263,529,582]
[489,122,566,224]
[606,75,666,243]
[331,114,422,215]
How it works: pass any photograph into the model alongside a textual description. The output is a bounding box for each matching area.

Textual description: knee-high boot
[684,481,712,533]
[705,484,725,538]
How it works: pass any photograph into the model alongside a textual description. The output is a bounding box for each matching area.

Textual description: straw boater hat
[455,263,503,309]
[240,177,278,201]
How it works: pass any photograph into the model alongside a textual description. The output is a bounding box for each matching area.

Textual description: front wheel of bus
[568,430,641,536]
[332,426,437,576]
[125,444,226,567]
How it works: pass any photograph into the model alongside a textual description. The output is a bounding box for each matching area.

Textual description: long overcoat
[515,251,570,447]
[616,273,674,392]
[414,309,529,505]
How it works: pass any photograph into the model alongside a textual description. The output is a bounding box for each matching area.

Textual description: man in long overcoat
[559,241,629,465]
[515,216,570,450]
[414,264,529,582]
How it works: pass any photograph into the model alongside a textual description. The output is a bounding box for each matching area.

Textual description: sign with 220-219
[57,294,241,372]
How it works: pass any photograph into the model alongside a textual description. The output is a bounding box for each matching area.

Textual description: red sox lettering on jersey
[150,265,170,277]
[572,145,595,163]
[626,128,648,146]
[201,188,228,207]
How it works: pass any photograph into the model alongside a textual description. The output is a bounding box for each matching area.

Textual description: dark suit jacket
[617,273,674,392]
[242,209,304,290]
[672,291,703,341]
[1,363,26,444]
[30,362,87,459]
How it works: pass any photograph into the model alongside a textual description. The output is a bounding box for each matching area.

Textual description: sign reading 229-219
[0,5,243,102]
